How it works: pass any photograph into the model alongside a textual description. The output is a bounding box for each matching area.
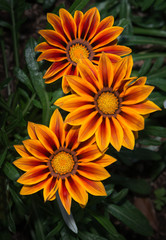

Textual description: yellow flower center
[51,151,74,175]
[69,44,89,64]
[97,92,119,115]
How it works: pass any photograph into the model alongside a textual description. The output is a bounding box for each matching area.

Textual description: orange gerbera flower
[35,7,131,93]
[55,53,161,152]
[13,109,116,214]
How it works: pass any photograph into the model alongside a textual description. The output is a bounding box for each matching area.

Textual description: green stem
[22,93,36,116]
[11,0,19,68]
[134,27,166,38]
[42,92,50,125]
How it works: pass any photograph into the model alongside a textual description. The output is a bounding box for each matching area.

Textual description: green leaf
[141,0,155,11]
[3,162,20,181]
[147,78,166,92]
[145,125,166,138]
[149,91,166,107]
[69,0,90,15]
[133,53,166,61]
[14,67,33,91]
[108,201,153,236]
[25,38,50,125]
[111,174,151,195]
[8,211,16,233]
[0,148,7,168]
[79,232,108,240]
[138,59,152,76]
[46,220,63,239]
[111,188,128,204]
[91,213,126,240]
[123,35,166,46]
[9,187,25,213]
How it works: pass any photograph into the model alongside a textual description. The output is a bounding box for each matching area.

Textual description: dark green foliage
[0,0,166,239]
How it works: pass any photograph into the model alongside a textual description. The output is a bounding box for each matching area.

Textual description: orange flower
[35,7,131,93]
[13,109,116,214]
[55,53,161,152]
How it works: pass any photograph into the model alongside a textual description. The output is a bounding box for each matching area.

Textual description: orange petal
[62,65,78,93]
[77,144,102,162]
[127,100,161,114]
[58,178,72,215]
[43,176,58,202]
[49,109,65,147]
[121,122,135,150]
[129,76,147,87]
[43,61,70,79]
[98,53,113,88]
[44,63,71,84]
[79,58,98,80]
[95,117,111,152]
[38,30,67,50]
[122,85,154,104]
[109,117,124,151]
[27,122,38,140]
[74,10,83,30]
[13,157,46,171]
[65,127,79,151]
[117,107,144,131]
[66,75,97,97]
[47,13,65,37]
[54,94,93,112]
[93,154,117,167]
[78,162,110,180]
[96,16,114,34]
[94,45,131,56]
[35,42,54,52]
[65,175,88,205]
[17,165,49,185]
[78,112,103,142]
[90,27,123,49]
[14,145,31,157]
[124,55,133,79]
[35,125,59,154]
[23,139,50,159]
[78,8,99,40]
[95,53,121,64]
[113,57,128,91]
[77,62,100,90]
[73,174,107,196]
[64,105,95,125]
[59,9,76,41]
[20,178,49,195]
[37,49,67,62]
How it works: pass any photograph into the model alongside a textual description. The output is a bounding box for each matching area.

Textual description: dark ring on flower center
[94,87,122,118]
[66,38,94,66]
[47,147,78,179]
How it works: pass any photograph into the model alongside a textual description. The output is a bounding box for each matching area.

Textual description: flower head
[35,7,131,93]
[55,53,161,152]
[13,109,116,214]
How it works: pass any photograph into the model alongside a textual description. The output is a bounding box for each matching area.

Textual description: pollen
[51,151,74,175]
[69,44,89,64]
[97,92,119,115]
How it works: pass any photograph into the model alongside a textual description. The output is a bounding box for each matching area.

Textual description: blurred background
[0,0,166,239]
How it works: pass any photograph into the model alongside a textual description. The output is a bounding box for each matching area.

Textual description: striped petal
[35,42,54,52]
[77,144,102,162]
[17,165,49,185]
[54,94,93,112]
[64,105,95,125]
[43,60,70,79]
[77,162,110,180]
[121,123,135,150]
[65,127,79,151]
[58,178,72,215]
[20,178,49,195]
[96,16,114,34]
[35,125,59,153]
[43,176,58,202]
[98,53,113,88]
[78,112,103,142]
[27,122,38,139]
[74,10,83,31]
[14,145,31,157]
[73,174,107,196]
[23,139,50,159]
[59,9,76,41]
[90,27,123,49]
[117,107,144,131]
[65,176,88,205]
[95,117,111,152]
[47,13,65,37]
[49,109,65,147]
[122,85,154,104]
[94,45,131,56]
[13,157,46,171]
[109,117,124,151]
[37,49,67,62]
[39,30,67,49]
[127,100,161,114]
[93,154,117,167]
